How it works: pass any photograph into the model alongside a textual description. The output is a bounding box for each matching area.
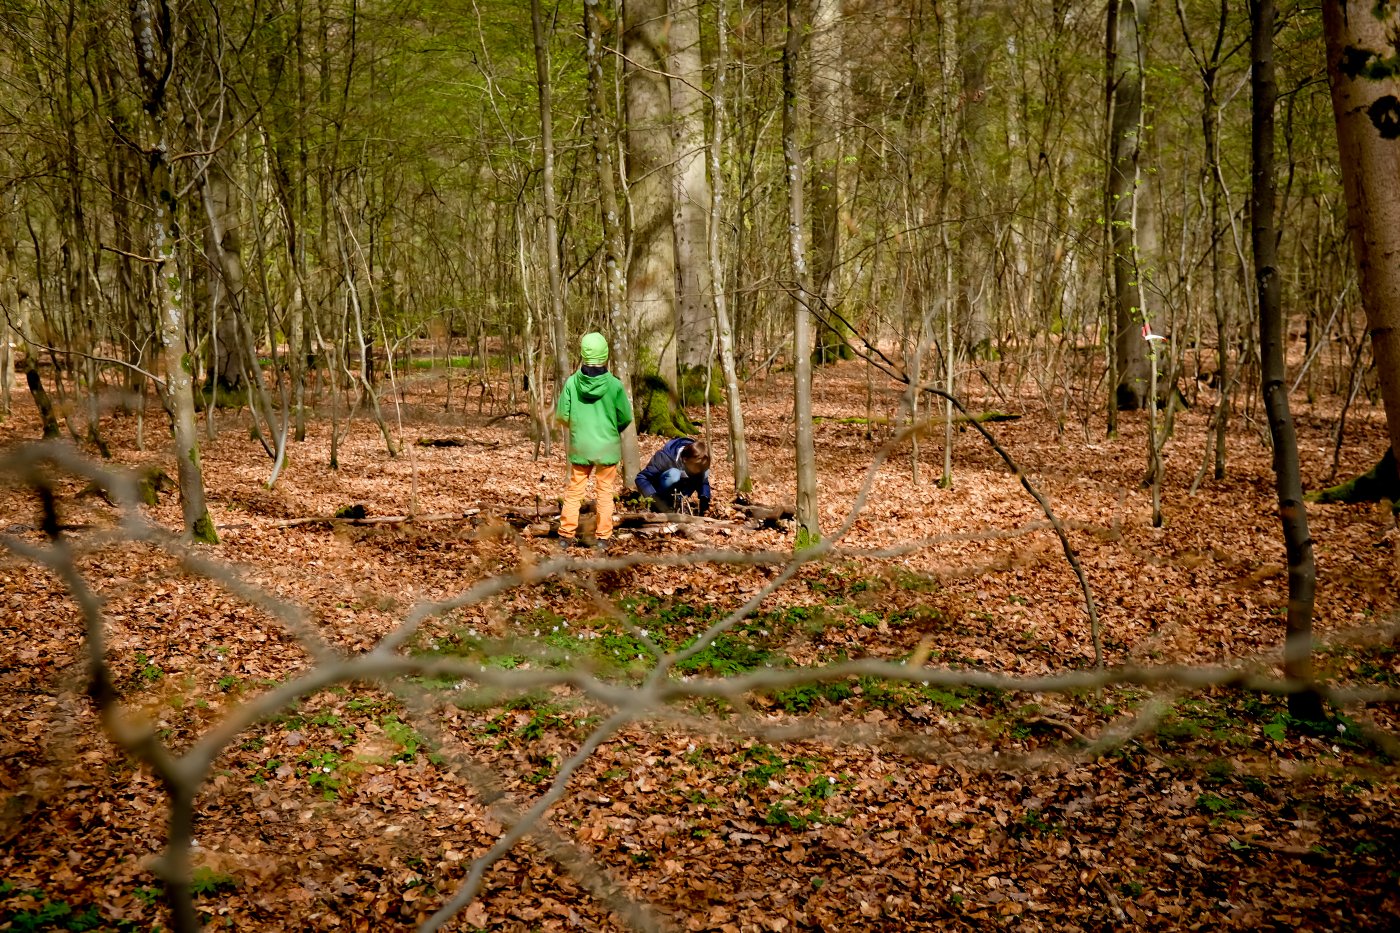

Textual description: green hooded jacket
[556,368,633,466]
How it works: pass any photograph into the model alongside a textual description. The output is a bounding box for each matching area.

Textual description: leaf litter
[1,362,1398,930]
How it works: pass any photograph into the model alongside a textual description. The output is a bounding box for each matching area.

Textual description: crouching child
[635,438,711,516]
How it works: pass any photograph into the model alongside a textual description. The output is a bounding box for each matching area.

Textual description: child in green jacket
[556,332,632,546]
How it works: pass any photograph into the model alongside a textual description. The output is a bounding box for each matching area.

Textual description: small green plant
[189,868,237,897]
[134,653,163,683]
[381,716,441,763]
[770,680,854,713]
[739,745,788,788]
[676,634,773,676]
[763,800,813,829]
[0,887,139,932]
[518,708,567,741]
[1196,792,1248,820]
[300,749,344,798]
[797,775,839,804]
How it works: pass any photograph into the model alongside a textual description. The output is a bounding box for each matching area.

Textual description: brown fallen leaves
[2,361,1399,931]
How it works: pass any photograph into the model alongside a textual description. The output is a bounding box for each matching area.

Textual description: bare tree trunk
[133,0,217,547]
[0,323,11,418]
[1,212,17,418]
[201,159,288,484]
[670,0,713,380]
[709,0,751,496]
[516,201,552,458]
[583,0,640,482]
[623,0,678,386]
[334,205,398,459]
[956,0,1002,358]
[1110,0,1151,410]
[1322,0,1400,483]
[530,0,571,394]
[809,0,852,364]
[1252,0,1321,722]
[786,0,820,544]
[205,158,245,400]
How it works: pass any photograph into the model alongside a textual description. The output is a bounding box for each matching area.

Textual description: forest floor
[2,359,1399,932]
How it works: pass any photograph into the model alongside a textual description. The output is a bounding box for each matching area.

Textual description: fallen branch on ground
[258,509,483,529]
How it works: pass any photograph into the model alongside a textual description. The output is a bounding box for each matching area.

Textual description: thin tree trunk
[334,206,398,458]
[516,201,551,458]
[133,0,217,546]
[1103,0,1121,435]
[1252,0,1321,722]
[1110,0,1151,411]
[786,0,820,544]
[530,0,571,394]
[709,0,751,496]
[956,0,1003,358]
[583,0,639,482]
[809,0,852,363]
[1,214,19,418]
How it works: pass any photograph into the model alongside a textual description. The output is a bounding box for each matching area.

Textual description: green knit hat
[580,332,610,366]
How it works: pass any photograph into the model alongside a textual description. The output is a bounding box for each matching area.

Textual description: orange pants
[559,463,618,540]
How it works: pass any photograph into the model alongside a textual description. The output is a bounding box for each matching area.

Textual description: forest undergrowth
[2,361,1399,931]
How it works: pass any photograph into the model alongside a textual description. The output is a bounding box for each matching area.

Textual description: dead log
[416,437,500,449]
[733,501,796,528]
[265,509,481,529]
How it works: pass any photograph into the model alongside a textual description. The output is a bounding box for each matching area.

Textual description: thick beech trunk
[1322,0,1400,484]
[668,0,712,377]
[623,0,677,385]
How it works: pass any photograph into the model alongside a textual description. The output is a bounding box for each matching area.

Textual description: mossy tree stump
[1309,449,1400,505]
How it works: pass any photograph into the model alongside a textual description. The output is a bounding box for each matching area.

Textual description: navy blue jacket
[635,437,711,502]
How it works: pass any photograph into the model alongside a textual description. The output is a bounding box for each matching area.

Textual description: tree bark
[709,0,751,496]
[956,0,1003,358]
[809,0,852,364]
[786,0,820,544]
[1,212,18,419]
[584,0,640,481]
[623,0,678,385]
[1252,0,1321,722]
[531,0,572,394]
[669,0,712,377]
[1321,0,1400,482]
[132,0,218,545]
[1110,0,1151,411]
